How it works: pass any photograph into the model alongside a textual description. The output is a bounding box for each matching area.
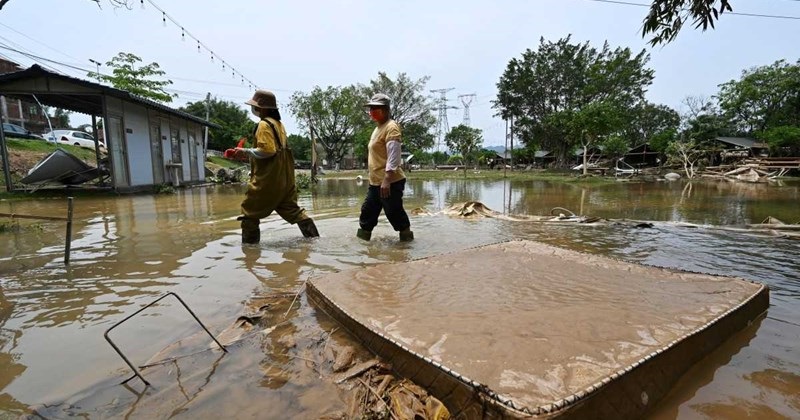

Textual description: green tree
[290,85,366,169]
[287,134,312,161]
[47,107,71,128]
[359,72,437,153]
[88,52,176,103]
[602,135,630,162]
[757,126,800,156]
[447,154,464,165]
[509,146,538,166]
[627,102,680,146]
[445,125,483,176]
[411,150,432,166]
[570,101,625,175]
[717,59,800,134]
[180,97,252,151]
[351,126,372,166]
[431,151,449,166]
[643,0,732,46]
[650,128,678,154]
[402,122,436,154]
[494,36,653,167]
[685,113,735,142]
[360,72,433,124]
[476,148,499,168]
[667,139,705,179]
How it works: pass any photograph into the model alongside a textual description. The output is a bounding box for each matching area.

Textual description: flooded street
[1,177,798,419]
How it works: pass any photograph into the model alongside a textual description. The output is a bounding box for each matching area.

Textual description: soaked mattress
[308,240,769,418]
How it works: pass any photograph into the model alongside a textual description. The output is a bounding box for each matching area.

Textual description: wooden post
[503,118,508,179]
[0,123,12,192]
[307,113,318,183]
[65,197,74,265]
[510,115,514,172]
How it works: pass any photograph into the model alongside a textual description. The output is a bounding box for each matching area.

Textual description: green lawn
[5,137,99,161]
[207,155,248,169]
[0,137,103,196]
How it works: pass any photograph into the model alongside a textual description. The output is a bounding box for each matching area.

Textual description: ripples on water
[0,178,798,418]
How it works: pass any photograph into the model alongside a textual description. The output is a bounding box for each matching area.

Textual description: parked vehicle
[43,130,105,150]
[2,123,43,140]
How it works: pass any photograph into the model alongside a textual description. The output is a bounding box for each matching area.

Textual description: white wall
[188,122,205,182]
[178,122,191,181]
[122,102,153,187]
[104,97,126,188]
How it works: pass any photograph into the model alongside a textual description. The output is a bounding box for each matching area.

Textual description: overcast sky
[1,0,798,146]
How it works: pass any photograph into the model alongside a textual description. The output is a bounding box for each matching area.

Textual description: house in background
[0,65,218,192]
[0,58,50,134]
[573,145,605,165]
[533,150,555,168]
[620,143,661,168]
[714,137,769,161]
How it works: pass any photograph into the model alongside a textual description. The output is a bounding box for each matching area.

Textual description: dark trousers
[359,178,411,232]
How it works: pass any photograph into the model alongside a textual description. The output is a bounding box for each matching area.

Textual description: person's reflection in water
[238,240,316,388]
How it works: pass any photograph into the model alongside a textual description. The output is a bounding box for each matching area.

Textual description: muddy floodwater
[1,177,798,419]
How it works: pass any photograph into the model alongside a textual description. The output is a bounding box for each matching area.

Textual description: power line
[0,43,98,75]
[0,39,64,74]
[0,45,255,106]
[581,0,800,20]
[0,22,84,63]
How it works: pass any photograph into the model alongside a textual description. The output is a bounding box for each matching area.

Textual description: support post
[0,122,11,192]
[65,197,73,265]
[307,112,318,183]
[203,92,211,156]
[503,118,508,179]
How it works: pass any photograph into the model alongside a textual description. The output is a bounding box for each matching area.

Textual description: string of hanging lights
[140,0,258,91]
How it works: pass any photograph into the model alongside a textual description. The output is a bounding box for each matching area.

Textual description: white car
[43,130,105,150]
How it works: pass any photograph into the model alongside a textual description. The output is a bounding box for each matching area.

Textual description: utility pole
[307,112,319,183]
[509,115,515,171]
[0,123,11,192]
[458,93,476,127]
[504,118,508,179]
[430,88,458,156]
[89,59,101,79]
[203,92,210,155]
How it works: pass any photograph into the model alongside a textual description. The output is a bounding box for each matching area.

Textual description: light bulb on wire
[162,12,167,27]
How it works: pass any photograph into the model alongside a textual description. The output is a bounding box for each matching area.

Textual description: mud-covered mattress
[308,240,769,418]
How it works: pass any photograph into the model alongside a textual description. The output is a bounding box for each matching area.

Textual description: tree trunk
[582,138,590,176]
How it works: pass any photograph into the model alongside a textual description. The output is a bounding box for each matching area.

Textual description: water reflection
[0,178,798,418]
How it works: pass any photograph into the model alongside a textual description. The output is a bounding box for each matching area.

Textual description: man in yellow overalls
[234,90,319,244]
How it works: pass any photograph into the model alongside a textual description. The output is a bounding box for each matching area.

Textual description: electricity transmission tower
[458,93,476,127]
[430,88,458,153]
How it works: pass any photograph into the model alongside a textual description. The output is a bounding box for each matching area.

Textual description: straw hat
[245,90,278,109]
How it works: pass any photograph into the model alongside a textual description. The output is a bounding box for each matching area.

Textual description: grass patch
[6,138,98,161]
[207,156,248,170]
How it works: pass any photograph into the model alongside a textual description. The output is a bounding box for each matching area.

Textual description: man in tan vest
[357,93,413,242]
[234,90,319,243]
